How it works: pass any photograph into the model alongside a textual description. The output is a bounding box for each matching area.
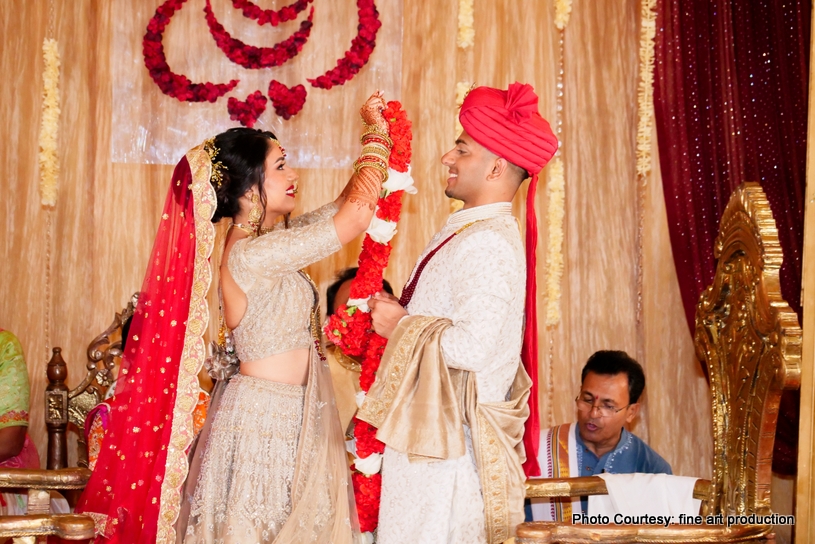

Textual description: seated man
[324,267,393,434]
[529,350,671,521]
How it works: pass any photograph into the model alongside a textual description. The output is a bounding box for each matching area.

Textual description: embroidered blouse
[228,203,341,363]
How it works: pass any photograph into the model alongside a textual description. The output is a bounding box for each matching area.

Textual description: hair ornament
[270,136,287,158]
[203,137,228,188]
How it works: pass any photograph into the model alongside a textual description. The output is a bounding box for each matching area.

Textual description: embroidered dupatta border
[476,409,510,543]
[155,145,216,542]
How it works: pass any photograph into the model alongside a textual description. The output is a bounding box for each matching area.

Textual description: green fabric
[0,330,30,429]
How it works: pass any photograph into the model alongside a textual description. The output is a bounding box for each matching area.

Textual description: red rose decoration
[143,0,381,122]
[232,0,312,26]
[143,0,239,103]
[227,91,268,128]
[268,80,308,120]
[308,0,380,89]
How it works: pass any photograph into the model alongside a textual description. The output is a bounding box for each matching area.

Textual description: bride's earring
[247,193,262,233]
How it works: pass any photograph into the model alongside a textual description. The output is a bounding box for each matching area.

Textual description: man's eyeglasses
[575,396,630,418]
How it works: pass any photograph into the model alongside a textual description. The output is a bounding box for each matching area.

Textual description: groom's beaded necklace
[398,221,481,307]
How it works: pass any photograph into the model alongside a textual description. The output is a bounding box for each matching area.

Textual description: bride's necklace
[230,223,255,237]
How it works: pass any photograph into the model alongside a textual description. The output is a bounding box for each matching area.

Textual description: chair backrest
[45,293,138,469]
[694,182,801,519]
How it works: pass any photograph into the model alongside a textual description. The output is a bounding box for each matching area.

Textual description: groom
[362,83,557,543]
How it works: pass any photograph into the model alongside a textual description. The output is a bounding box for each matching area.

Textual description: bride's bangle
[360,125,393,148]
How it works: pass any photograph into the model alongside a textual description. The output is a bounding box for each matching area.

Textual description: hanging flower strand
[143,0,239,102]
[232,0,313,26]
[309,0,381,89]
[554,0,572,30]
[204,0,314,70]
[39,38,61,207]
[325,101,414,537]
[457,0,474,48]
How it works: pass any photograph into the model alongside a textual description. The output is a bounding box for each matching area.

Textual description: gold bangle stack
[355,123,392,181]
[354,158,389,180]
[360,125,393,148]
[361,142,390,161]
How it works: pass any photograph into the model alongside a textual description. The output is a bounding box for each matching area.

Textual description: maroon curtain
[654,0,810,475]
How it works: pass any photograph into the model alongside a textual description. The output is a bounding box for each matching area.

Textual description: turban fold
[459,82,558,477]
[459,82,558,174]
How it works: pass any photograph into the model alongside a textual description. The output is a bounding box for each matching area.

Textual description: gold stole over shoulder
[156,145,217,543]
[358,315,531,543]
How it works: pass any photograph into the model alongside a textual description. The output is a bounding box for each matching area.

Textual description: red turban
[459,82,558,174]
[459,83,558,477]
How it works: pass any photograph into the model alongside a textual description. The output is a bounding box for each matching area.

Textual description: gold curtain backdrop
[1,0,711,480]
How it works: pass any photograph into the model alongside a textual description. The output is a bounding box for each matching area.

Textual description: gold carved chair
[0,295,137,541]
[518,182,801,543]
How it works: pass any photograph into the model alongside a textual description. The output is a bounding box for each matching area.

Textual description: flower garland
[544,0,571,426]
[635,0,657,180]
[554,0,572,30]
[456,0,474,48]
[204,0,314,69]
[39,38,61,207]
[232,0,312,26]
[635,0,658,324]
[544,157,565,326]
[143,0,239,102]
[308,0,381,89]
[324,102,413,536]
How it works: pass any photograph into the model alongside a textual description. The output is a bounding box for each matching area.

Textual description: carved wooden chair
[0,295,137,541]
[518,183,801,543]
[45,293,137,470]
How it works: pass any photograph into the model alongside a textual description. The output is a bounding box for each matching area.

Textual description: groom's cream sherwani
[361,202,528,544]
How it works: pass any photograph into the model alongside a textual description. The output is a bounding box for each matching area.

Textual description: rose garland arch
[143,0,381,124]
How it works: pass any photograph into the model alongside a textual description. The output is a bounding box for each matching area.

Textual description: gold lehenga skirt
[184,374,306,543]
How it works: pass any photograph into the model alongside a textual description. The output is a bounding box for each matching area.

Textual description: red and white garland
[324,102,413,537]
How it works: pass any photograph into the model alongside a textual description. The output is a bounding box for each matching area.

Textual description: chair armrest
[0,468,91,490]
[0,514,95,539]
[516,521,771,543]
[525,476,712,501]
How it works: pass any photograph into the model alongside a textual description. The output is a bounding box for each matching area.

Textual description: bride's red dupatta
[76,145,216,543]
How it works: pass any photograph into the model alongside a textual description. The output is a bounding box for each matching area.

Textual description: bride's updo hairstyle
[209,127,278,224]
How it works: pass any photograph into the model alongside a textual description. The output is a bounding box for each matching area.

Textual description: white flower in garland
[382,166,417,195]
[354,452,383,476]
[38,38,61,207]
[347,298,371,313]
[366,214,398,244]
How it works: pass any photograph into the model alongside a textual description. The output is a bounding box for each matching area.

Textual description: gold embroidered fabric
[175,199,357,543]
[358,315,530,544]
[228,203,341,363]
[184,375,305,543]
[326,343,362,434]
